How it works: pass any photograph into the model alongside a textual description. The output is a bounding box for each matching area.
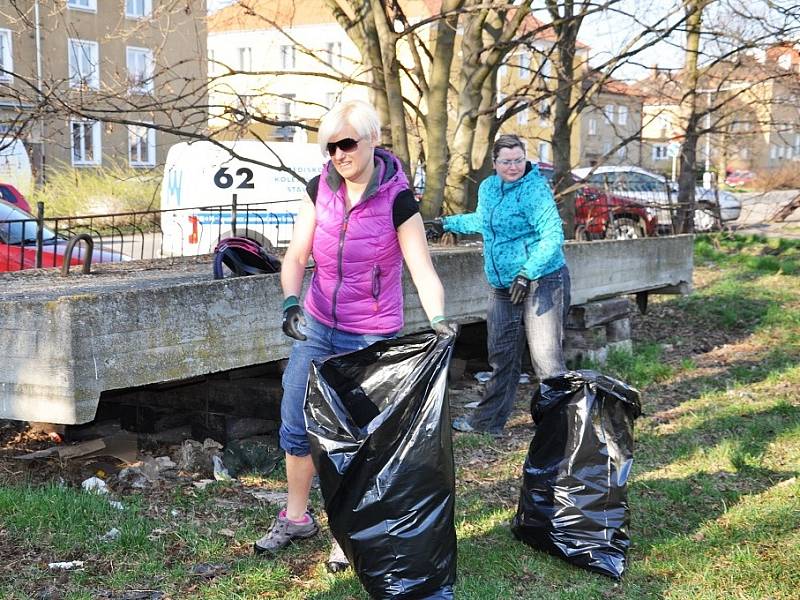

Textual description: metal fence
[1,185,728,273]
[579,177,723,237]
[0,198,301,273]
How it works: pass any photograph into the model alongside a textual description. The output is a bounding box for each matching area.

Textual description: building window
[71,120,101,166]
[498,62,508,81]
[280,94,296,120]
[795,134,800,156]
[326,42,342,67]
[618,105,628,126]
[68,39,100,89]
[496,92,506,118]
[67,0,97,12]
[517,104,528,125]
[128,124,155,167]
[652,144,668,161]
[538,141,550,163]
[125,0,151,18]
[518,52,530,77]
[603,104,615,123]
[616,145,627,159]
[126,47,153,93]
[540,57,551,78]
[238,47,252,71]
[538,101,549,126]
[280,45,296,69]
[325,91,339,107]
[603,142,612,155]
[588,117,597,136]
[0,29,12,82]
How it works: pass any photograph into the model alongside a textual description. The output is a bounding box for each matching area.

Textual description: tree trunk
[420,0,464,219]
[368,1,411,177]
[547,0,584,240]
[676,1,707,234]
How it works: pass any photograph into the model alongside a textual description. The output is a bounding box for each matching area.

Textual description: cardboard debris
[15,431,138,463]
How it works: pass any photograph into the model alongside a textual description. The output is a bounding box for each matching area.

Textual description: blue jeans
[468,266,571,433]
[279,314,396,457]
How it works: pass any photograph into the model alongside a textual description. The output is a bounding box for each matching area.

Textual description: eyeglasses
[326,138,361,155]
[495,157,526,167]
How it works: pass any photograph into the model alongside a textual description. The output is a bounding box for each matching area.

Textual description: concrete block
[565,346,608,368]
[567,297,631,329]
[565,326,607,350]
[606,317,632,343]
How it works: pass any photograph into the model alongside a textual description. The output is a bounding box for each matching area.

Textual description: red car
[0,183,32,213]
[537,163,657,240]
[0,199,127,272]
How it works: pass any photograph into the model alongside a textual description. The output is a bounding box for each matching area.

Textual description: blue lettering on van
[167,169,183,207]
[195,210,297,225]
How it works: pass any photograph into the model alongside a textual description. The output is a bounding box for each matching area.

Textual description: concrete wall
[0,237,693,424]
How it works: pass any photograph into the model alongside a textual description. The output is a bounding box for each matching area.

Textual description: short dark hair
[493,134,526,160]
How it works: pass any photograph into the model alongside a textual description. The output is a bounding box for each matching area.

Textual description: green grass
[1,233,799,598]
[30,164,162,217]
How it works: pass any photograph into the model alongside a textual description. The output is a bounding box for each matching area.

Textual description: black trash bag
[305,332,457,599]
[511,370,642,580]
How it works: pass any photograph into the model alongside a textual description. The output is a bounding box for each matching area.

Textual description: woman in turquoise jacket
[428,134,570,435]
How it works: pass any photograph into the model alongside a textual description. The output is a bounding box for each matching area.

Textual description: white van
[160,140,324,256]
[0,137,33,196]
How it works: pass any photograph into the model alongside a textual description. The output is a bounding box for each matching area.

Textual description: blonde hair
[317,100,381,155]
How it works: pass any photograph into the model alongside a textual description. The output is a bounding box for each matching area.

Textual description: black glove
[424,218,445,242]
[282,302,307,341]
[430,315,459,337]
[509,274,531,305]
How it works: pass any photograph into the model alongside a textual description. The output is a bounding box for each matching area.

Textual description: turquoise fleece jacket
[442,162,566,288]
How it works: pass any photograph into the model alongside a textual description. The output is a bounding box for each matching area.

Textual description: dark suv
[537,163,657,240]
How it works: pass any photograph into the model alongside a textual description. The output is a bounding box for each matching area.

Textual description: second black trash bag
[305,332,457,599]
[510,370,642,580]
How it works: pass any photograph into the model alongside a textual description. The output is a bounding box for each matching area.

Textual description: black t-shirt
[306,175,419,230]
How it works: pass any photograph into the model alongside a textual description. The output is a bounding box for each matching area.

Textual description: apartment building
[207,0,372,141]
[208,1,644,175]
[491,34,643,169]
[637,45,800,176]
[0,0,207,180]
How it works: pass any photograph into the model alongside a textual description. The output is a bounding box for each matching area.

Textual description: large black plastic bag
[305,332,457,599]
[511,370,641,580]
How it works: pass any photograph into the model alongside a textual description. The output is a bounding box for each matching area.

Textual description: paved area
[729,190,800,240]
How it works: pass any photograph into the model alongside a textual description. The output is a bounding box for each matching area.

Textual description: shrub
[31,165,162,217]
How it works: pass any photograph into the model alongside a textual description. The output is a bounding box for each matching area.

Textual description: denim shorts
[279,314,396,457]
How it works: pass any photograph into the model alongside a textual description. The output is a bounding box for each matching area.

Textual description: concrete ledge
[0,236,693,424]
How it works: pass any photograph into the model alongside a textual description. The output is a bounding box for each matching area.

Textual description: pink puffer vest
[304,148,410,334]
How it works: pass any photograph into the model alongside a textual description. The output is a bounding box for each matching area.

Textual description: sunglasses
[326,138,361,155]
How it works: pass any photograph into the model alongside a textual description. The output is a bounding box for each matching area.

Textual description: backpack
[212,237,281,279]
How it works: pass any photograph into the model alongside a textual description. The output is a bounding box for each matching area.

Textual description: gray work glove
[282,297,307,341]
[509,275,531,305]
[430,315,459,337]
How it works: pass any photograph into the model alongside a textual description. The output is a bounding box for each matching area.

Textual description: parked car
[0,200,128,272]
[537,163,658,240]
[725,169,755,188]
[571,165,742,231]
[0,182,32,213]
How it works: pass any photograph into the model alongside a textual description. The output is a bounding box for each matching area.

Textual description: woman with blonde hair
[253,99,457,582]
